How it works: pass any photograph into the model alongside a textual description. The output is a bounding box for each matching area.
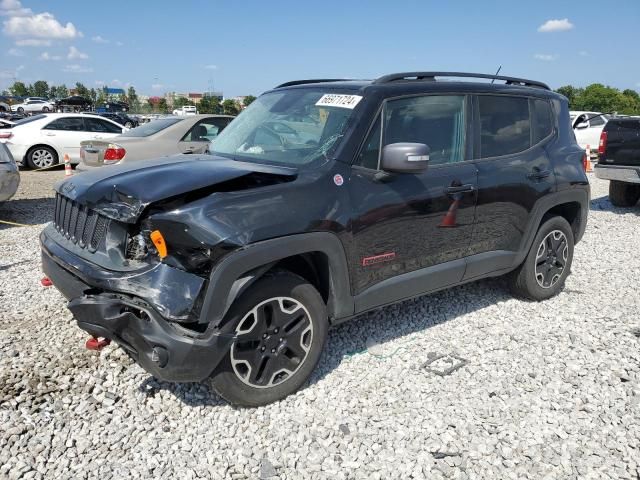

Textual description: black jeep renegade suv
[41,72,590,406]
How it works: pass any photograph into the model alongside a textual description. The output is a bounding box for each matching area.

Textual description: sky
[1,0,639,98]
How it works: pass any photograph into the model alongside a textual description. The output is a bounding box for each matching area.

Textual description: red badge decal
[362,252,396,267]
[333,174,344,186]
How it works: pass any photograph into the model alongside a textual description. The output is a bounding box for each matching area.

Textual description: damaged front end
[42,155,298,382]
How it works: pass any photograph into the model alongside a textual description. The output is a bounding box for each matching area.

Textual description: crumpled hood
[55,155,297,223]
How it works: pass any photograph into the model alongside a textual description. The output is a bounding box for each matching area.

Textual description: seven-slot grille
[54,193,109,252]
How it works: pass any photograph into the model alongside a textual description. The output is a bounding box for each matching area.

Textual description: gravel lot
[1,170,639,480]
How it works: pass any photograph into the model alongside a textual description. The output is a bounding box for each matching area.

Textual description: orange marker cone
[64,154,73,177]
[439,199,460,228]
[585,145,593,172]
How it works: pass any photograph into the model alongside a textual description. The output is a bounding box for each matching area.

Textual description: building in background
[204,91,223,101]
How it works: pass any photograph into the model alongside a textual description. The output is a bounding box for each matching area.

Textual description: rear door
[349,94,477,305]
[178,117,232,154]
[40,116,86,162]
[465,95,556,279]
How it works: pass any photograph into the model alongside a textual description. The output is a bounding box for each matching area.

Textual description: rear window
[14,114,46,126]
[479,96,531,158]
[119,117,182,137]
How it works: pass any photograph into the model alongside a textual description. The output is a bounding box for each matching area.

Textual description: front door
[348,94,477,309]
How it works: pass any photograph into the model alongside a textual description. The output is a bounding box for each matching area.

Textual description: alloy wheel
[230,297,313,388]
[534,230,568,288]
[31,149,55,168]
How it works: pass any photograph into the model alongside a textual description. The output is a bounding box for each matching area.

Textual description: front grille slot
[54,194,109,253]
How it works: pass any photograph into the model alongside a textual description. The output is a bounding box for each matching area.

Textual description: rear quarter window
[532,99,554,144]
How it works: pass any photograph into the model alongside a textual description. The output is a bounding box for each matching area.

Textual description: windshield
[210,89,361,165]
[120,117,182,137]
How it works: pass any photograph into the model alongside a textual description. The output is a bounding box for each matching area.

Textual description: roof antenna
[491,66,502,83]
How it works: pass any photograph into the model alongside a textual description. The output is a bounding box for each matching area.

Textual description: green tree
[32,80,49,98]
[173,97,195,109]
[198,95,221,114]
[222,99,239,116]
[555,85,583,109]
[243,95,256,108]
[9,81,29,97]
[75,82,90,98]
[89,88,97,103]
[157,98,168,113]
[127,86,139,111]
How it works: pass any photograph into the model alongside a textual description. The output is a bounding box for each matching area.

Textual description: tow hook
[85,336,111,351]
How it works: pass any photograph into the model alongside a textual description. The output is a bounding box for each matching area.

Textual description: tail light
[598,131,607,156]
[104,144,126,163]
[0,132,13,140]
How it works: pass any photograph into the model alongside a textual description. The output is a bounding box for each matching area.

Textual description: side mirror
[380,142,430,173]
[575,122,589,130]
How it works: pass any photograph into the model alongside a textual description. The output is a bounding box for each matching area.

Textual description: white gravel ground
[1,170,639,480]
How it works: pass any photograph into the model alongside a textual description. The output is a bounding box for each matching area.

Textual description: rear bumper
[41,229,234,382]
[595,164,640,184]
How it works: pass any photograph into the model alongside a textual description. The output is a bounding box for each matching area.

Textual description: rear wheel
[17,107,24,114]
[124,121,133,128]
[27,146,58,169]
[210,272,328,407]
[42,106,50,113]
[509,216,574,301]
[609,181,640,207]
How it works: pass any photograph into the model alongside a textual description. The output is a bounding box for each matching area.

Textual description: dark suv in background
[41,72,589,406]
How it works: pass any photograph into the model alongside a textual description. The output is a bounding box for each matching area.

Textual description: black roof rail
[372,72,550,90]
[275,79,351,89]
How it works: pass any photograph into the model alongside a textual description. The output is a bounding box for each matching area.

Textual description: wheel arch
[198,232,354,328]
[25,143,60,166]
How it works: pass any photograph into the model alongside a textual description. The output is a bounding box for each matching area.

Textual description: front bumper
[0,164,19,202]
[41,229,235,382]
[595,164,640,184]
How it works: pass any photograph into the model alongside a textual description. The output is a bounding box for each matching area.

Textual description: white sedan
[10,99,56,114]
[570,111,610,151]
[0,113,125,169]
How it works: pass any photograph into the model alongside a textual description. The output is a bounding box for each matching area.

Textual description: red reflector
[104,146,126,162]
[582,154,588,172]
[598,131,607,156]
[85,337,111,351]
[0,132,13,139]
[40,277,52,287]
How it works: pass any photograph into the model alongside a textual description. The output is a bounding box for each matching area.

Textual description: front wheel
[509,216,574,301]
[27,146,58,169]
[210,272,328,407]
[17,107,24,114]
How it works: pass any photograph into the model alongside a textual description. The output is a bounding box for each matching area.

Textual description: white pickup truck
[172,106,198,116]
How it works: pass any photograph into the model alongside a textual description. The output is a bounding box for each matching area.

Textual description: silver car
[78,114,234,169]
[0,143,19,204]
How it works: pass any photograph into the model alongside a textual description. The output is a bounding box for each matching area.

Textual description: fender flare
[515,187,589,266]
[198,232,354,326]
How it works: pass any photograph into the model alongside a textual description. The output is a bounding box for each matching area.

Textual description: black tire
[609,181,640,207]
[17,107,24,114]
[26,145,58,169]
[124,122,133,128]
[210,271,328,407]
[509,216,574,301]
[42,106,49,113]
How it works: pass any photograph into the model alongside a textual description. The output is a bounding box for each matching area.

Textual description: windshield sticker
[315,94,363,109]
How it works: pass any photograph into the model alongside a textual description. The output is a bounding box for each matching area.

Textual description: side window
[383,95,466,165]
[183,120,222,142]
[479,96,531,158]
[84,118,122,134]
[355,116,381,169]
[589,115,605,127]
[532,99,553,144]
[43,117,84,131]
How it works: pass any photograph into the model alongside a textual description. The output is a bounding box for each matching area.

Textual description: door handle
[527,168,551,180]
[44,132,56,136]
[446,184,475,195]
